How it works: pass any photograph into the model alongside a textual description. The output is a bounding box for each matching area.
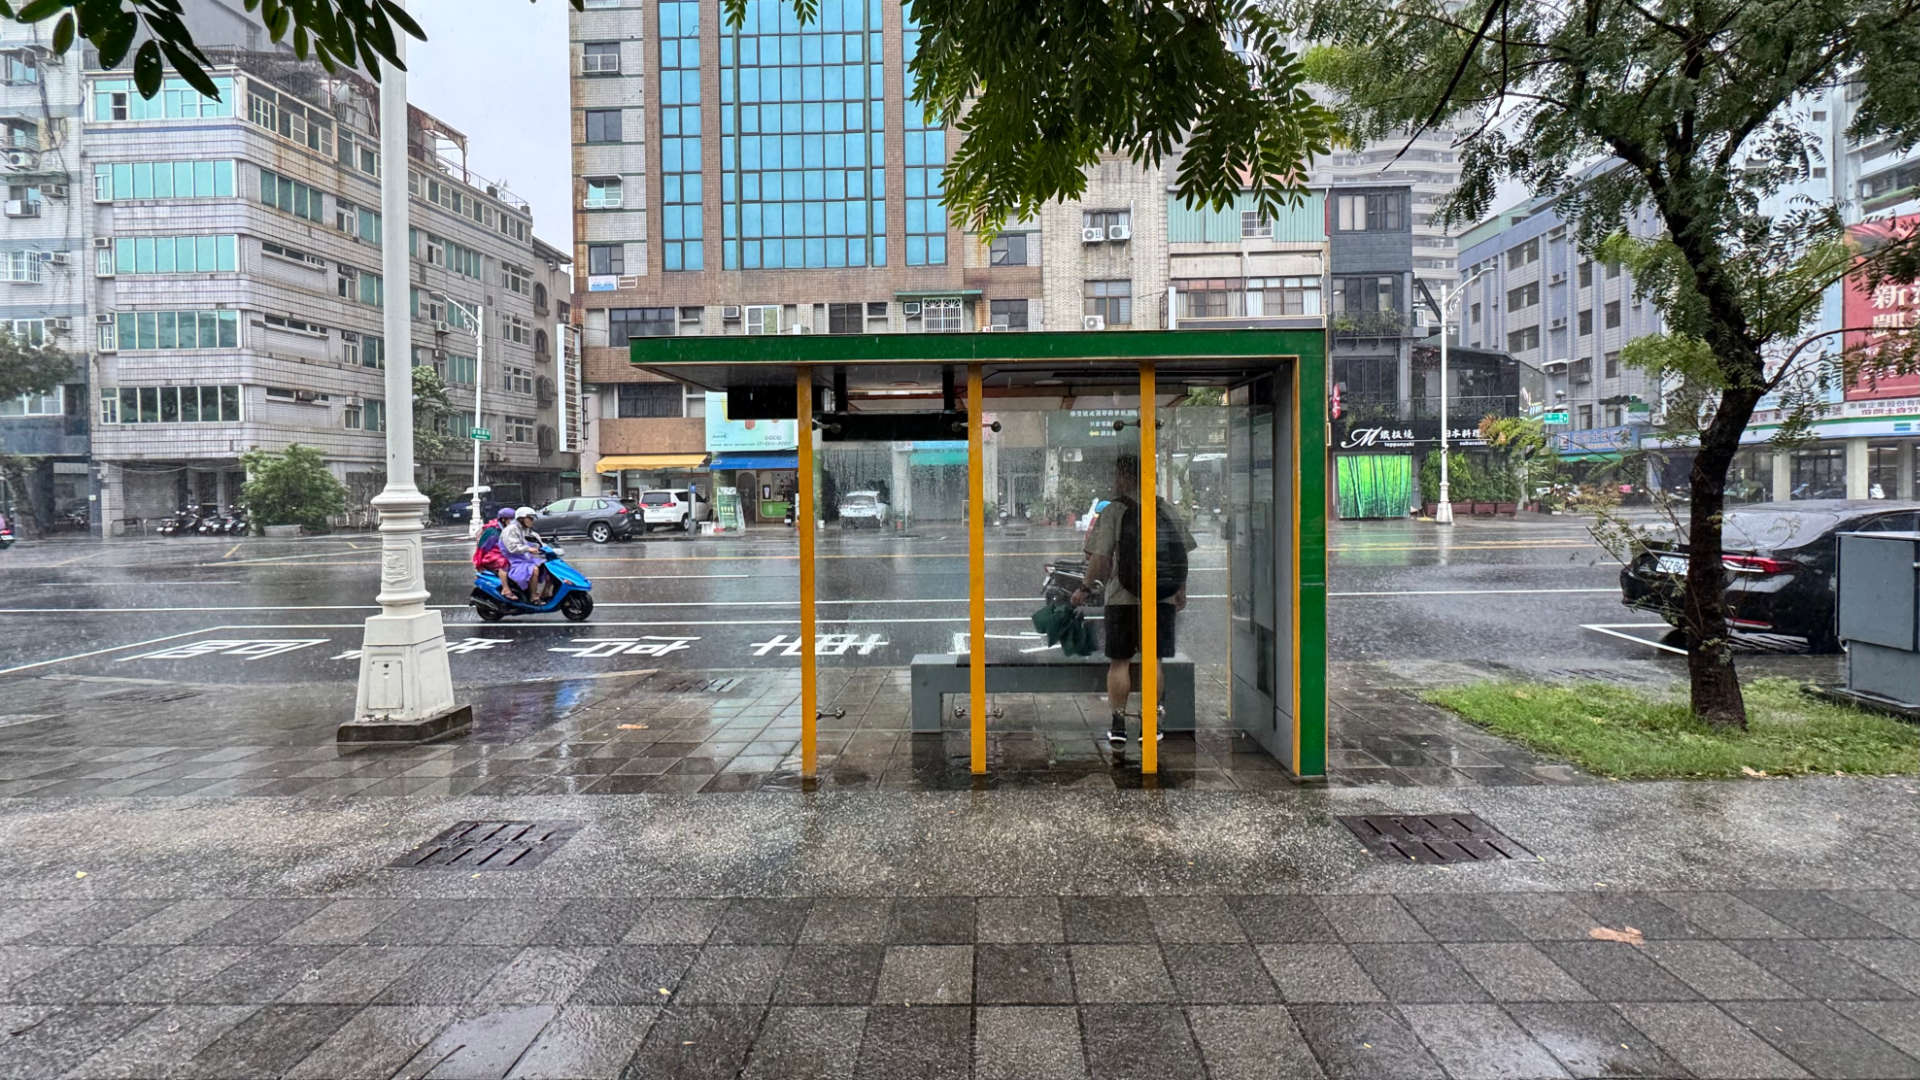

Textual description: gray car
[531,496,637,543]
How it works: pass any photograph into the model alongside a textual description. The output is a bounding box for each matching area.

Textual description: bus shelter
[630,330,1328,779]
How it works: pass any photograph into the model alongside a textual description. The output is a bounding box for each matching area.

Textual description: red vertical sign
[1844,213,1920,401]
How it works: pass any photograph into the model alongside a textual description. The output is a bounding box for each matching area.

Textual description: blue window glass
[660,1,703,272]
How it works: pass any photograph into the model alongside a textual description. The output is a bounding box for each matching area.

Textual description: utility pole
[340,9,470,743]
[1435,267,1491,525]
[432,293,487,538]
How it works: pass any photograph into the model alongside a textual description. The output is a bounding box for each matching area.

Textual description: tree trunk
[0,456,47,538]
[1681,384,1765,729]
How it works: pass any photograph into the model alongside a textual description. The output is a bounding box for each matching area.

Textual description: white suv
[637,488,709,532]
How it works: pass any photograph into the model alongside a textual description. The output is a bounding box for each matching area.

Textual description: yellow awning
[595,453,708,474]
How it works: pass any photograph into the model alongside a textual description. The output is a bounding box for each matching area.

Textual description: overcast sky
[405,0,574,253]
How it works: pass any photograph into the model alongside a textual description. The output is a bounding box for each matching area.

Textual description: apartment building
[0,22,90,525]
[1307,127,1464,308]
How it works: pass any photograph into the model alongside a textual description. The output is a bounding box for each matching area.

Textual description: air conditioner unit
[3,151,32,168]
[294,389,321,402]
[902,301,922,317]
[94,313,113,325]
[1542,358,1571,372]
[1081,227,1105,243]
[983,322,1009,332]
[92,236,111,249]
[4,199,37,217]
[1549,316,1566,329]
[785,324,810,334]
[50,317,71,332]
[433,321,452,335]
[721,305,742,320]
[47,251,69,266]
[1549,271,1565,283]
[1082,315,1106,331]
[45,184,67,199]
[344,395,366,408]
[1107,223,1131,241]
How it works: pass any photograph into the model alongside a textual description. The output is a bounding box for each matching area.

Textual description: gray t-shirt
[1084,496,1197,606]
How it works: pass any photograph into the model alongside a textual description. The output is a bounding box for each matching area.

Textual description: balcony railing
[1341,393,1523,423]
[1331,309,1423,339]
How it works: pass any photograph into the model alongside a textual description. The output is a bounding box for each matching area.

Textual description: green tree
[412,364,461,464]
[1288,0,1920,728]
[240,443,347,532]
[0,328,80,535]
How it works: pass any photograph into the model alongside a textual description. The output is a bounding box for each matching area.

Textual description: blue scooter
[471,545,595,622]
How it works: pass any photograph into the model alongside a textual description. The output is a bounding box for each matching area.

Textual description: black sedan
[1620,499,1920,651]
[530,496,638,543]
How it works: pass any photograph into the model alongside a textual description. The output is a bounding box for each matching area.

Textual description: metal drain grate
[656,675,741,694]
[389,820,581,871]
[1338,813,1533,863]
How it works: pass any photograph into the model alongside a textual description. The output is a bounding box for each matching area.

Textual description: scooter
[1041,558,1101,608]
[0,520,14,550]
[470,544,594,622]
[223,506,249,535]
[158,506,200,537]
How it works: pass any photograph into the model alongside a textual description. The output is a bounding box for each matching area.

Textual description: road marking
[0,628,222,676]
[0,594,1232,614]
[223,543,241,559]
[1581,622,1687,656]
[1328,587,1621,598]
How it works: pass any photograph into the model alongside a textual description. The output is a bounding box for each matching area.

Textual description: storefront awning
[709,452,798,471]
[594,453,708,474]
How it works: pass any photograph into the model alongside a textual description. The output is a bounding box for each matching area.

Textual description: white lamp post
[340,11,469,743]
[1435,267,1491,525]
[429,292,487,538]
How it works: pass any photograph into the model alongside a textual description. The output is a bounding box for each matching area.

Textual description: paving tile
[567,945,697,1004]
[1070,945,1175,1003]
[1079,1003,1208,1080]
[181,1003,361,1079]
[188,899,331,946]
[277,900,408,946]
[887,897,975,944]
[675,945,789,1004]
[0,947,73,999]
[1348,943,1489,1003]
[15,901,171,946]
[1146,896,1245,942]
[773,945,883,1005]
[62,1004,259,1079]
[1566,892,1709,939]
[0,903,95,945]
[1729,938,1915,1000]
[740,1005,864,1080]
[364,903,482,947]
[0,1003,159,1080]
[711,899,813,944]
[1649,892,1802,938]
[280,945,431,1004]
[975,943,1074,1004]
[1738,890,1902,938]
[874,945,972,1004]
[1827,890,1920,938]
[101,900,254,947]
[1614,1002,1810,1079]
[445,902,564,947]
[1480,894,1601,941]
[1506,1002,1689,1078]
[1642,940,1801,1000]
[975,1005,1088,1080]
[1443,943,1593,1003]
[195,945,342,1003]
[1288,1003,1446,1080]
[92,946,248,1003]
[8,947,167,1003]
[1835,1001,1920,1060]
[285,1005,457,1079]
[798,898,893,944]
[1724,1000,1920,1080]
[374,946,519,1005]
[1826,937,1920,994]
[1402,1003,1569,1079]
[1536,941,1701,1001]
[1226,895,1340,943]
[395,1003,557,1079]
[1316,895,1432,942]
[469,946,607,1007]
[1396,894,1527,942]
[1063,897,1156,943]
[624,899,729,944]
[854,1005,970,1080]
[1186,1004,1325,1080]
[978,897,1064,943]
[1256,944,1384,1003]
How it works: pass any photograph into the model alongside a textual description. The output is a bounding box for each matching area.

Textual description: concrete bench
[909,652,1195,732]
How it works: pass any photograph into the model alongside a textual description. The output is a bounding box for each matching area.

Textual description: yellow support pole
[796,365,817,778]
[1140,362,1158,774]
[967,363,987,774]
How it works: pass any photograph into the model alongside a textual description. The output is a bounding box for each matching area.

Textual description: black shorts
[1103,602,1177,660]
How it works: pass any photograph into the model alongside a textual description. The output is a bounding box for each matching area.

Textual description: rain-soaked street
[0,515,1664,686]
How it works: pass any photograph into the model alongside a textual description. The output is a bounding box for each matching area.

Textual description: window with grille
[1240,211,1272,238]
[828,303,863,334]
[616,383,683,417]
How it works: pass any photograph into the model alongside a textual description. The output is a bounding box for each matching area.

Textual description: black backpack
[1112,496,1189,598]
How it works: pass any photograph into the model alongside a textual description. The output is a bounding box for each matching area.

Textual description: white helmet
[515,506,536,519]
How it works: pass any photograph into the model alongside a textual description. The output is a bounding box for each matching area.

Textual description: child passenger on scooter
[473,507,518,599]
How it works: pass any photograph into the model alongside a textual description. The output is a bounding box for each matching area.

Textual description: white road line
[1328,587,1620,598]
[0,628,221,676]
[1581,622,1687,656]
[0,595,1232,615]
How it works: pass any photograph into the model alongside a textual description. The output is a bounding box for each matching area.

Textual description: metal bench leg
[1163,665,1196,731]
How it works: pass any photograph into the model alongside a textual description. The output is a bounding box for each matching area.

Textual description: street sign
[1542,411,1570,425]
[470,428,492,441]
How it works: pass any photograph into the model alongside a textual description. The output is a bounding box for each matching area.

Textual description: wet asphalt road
[0,516,1648,685]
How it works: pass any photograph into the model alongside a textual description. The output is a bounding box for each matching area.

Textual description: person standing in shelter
[1073,452,1197,747]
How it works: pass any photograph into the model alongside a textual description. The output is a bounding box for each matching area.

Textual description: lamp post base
[1434,502,1455,525]
[340,609,470,744]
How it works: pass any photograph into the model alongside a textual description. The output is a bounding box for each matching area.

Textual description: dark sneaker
[1107,714,1127,746]
[1137,727,1164,743]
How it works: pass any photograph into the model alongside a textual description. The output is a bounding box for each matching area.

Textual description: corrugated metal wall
[1166,192,1327,244]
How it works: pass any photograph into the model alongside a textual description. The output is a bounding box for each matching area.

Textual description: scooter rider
[501,506,549,604]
